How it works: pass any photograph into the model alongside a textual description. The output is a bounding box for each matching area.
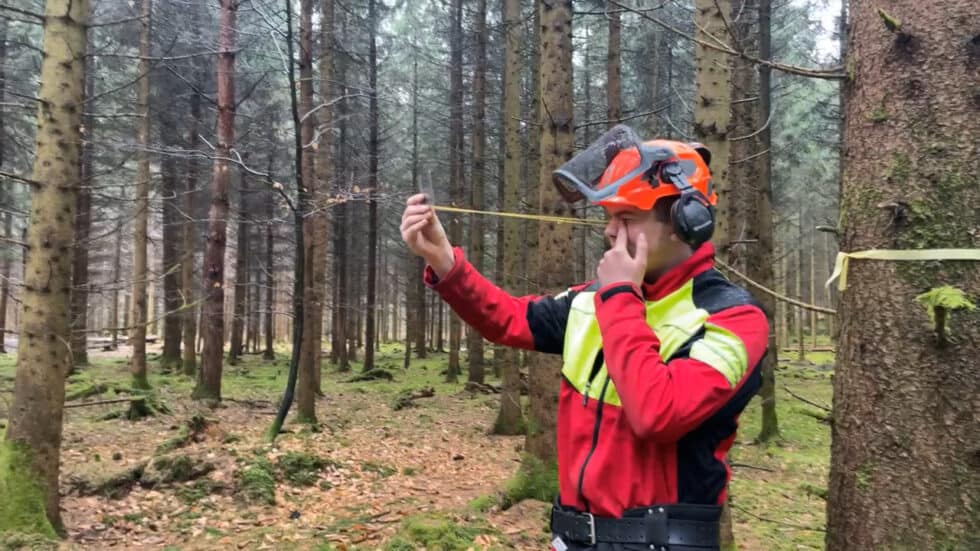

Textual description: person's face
[602,204,679,276]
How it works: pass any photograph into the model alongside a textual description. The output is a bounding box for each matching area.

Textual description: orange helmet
[596,140,716,211]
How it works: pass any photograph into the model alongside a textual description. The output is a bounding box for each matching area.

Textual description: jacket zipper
[576,351,609,511]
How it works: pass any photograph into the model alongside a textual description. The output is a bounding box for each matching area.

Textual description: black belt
[550,504,721,549]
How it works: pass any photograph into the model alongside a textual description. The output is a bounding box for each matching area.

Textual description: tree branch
[608,0,845,80]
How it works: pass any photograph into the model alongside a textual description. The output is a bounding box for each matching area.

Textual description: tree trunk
[333,27,350,370]
[694,0,732,257]
[363,0,380,373]
[263,158,276,361]
[0,16,6,355]
[444,0,464,383]
[606,7,621,126]
[130,0,153,390]
[796,209,805,362]
[411,49,427,360]
[269,0,309,440]
[195,0,237,401]
[160,107,183,372]
[465,0,488,384]
[111,223,123,349]
[1,0,88,534]
[826,2,980,548]
[296,0,319,422]
[229,182,248,366]
[753,0,779,443]
[492,0,526,436]
[314,0,334,381]
[182,79,203,375]
[526,0,574,464]
[70,52,95,367]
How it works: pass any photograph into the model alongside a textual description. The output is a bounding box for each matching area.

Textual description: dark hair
[652,195,679,225]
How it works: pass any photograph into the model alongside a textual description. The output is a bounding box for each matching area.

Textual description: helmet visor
[552,124,675,204]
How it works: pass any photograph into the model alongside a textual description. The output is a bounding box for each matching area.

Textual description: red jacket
[425,243,768,517]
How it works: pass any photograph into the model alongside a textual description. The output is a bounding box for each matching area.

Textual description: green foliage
[0,437,56,537]
[236,458,276,506]
[361,461,397,478]
[916,286,976,320]
[500,454,558,509]
[384,514,496,551]
[467,494,498,513]
[277,452,334,486]
[175,479,225,505]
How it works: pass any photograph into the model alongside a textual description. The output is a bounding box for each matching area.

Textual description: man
[401,126,769,551]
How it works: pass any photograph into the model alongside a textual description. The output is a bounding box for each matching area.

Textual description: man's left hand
[597,221,648,289]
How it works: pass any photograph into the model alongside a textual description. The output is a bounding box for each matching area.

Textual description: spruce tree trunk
[70,56,95,367]
[296,0,319,421]
[363,0,379,372]
[0,17,7,355]
[826,2,980,548]
[130,0,153,390]
[410,49,427,360]
[263,158,276,361]
[229,186,248,366]
[754,0,779,443]
[195,0,237,401]
[466,0,488,384]
[445,0,464,383]
[1,0,89,534]
[160,112,183,371]
[606,7,621,125]
[693,0,732,256]
[526,0,574,464]
[492,0,526,436]
[182,83,202,375]
[314,0,334,382]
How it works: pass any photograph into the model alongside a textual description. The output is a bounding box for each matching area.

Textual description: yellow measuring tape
[827,249,980,291]
[433,205,607,227]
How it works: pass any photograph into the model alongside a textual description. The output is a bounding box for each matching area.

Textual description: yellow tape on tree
[827,249,980,291]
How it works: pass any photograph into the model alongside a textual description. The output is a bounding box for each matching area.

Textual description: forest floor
[0,342,833,550]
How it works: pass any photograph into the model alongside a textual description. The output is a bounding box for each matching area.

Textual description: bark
[826,2,980,548]
[111,223,123,349]
[465,0,488,384]
[796,209,805,361]
[263,157,275,361]
[606,7,622,126]
[182,75,202,375]
[228,181,248,365]
[526,0,574,464]
[313,0,334,384]
[445,0,464,383]
[295,0,318,421]
[411,49,427,360]
[195,0,237,401]
[492,0,526,436]
[694,0,732,257]
[69,51,94,367]
[131,0,153,390]
[753,0,779,443]
[269,0,309,440]
[0,17,6,355]
[2,0,89,533]
[362,0,379,373]
[160,99,183,372]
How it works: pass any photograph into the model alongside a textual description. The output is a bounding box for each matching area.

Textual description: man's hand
[400,194,455,278]
[597,221,647,289]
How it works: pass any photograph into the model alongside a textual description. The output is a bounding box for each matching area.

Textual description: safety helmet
[595,139,716,211]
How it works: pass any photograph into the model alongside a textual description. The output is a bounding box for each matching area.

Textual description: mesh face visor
[552,124,675,204]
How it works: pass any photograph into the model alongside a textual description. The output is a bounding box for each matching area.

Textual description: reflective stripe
[689,322,748,387]
[562,280,713,406]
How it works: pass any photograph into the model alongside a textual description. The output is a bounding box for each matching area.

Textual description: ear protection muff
[660,161,715,248]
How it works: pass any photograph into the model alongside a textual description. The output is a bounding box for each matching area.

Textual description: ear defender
[660,161,715,248]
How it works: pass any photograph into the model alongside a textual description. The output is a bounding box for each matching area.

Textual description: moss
[467,494,498,513]
[0,439,57,537]
[856,461,874,490]
[361,461,396,478]
[277,452,335,486]
[895,170,978,287]
[501,454,558,509]
[387,514,496,551]
[132,372,151,391]
[236,459,276,505]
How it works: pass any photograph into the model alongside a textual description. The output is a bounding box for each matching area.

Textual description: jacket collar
[641,242,715,301]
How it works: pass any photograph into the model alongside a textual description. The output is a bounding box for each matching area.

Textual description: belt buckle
[584,512,596,546]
